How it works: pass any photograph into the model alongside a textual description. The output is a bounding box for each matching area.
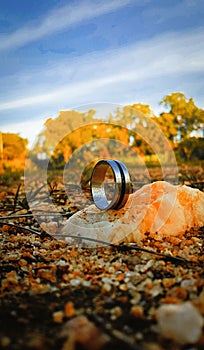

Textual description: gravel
[0,181,204,350]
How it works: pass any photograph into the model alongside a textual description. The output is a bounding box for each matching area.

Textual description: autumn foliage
[1,92,204,175]
[0,132,28,174]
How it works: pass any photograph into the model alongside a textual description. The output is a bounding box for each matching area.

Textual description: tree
[110,104,159,157]
[175,137,204,162]
[2,133,27,160]
[159,92,204,140]
[0,132,28,172]
[153,112,178,144]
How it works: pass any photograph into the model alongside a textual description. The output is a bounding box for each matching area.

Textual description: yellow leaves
[51,122,132,166]
[0,132,28,172]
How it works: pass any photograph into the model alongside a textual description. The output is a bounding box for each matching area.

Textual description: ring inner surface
[91,160,122,210]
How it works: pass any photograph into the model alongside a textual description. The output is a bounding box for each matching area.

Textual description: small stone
[130,305,144,319]
[40,221,58,234]
[181,279,196,289]
[142,342,162,350]
[102,277,112,284]
[150,282,163,297]
[162,278,176,288]
[157,302,204,344]
[37,268,56,283]
[130,292,141,305]
[115,272,125,281]
[53,310,64,323]
[166,286,188,301]
[119,283,128,291]
[82,280,91,287]
[18,258,28,267]
[140,260,154,273]
[107,266,115,273]
[102,283,112,293]
[64,302,76,318]
[27,334,45,349]
[70,279,81,286]
[110,306,123,320]
[135,332,143,341]
[60,316,110,350]
[0,336,11,347]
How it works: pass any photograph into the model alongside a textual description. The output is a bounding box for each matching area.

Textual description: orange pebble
[130,305,145,319]
[162,278,176,288]
[64,302,76,318]
[53,310,64,323]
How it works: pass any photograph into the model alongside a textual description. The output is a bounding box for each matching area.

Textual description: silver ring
[90,159,132,210]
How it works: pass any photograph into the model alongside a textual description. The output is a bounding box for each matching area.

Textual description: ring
[90,159,132,210]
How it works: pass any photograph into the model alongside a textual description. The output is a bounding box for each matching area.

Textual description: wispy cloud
[0,27,204,112]
[144,0,204,24]
[0,0,133,51]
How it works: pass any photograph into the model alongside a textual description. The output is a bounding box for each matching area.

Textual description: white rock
[157,302,203,344]
[61,181,204,245]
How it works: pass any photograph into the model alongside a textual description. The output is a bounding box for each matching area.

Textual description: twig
[13,184,21,212]
[0,212,73,220]
[26,183,47,201]
[116,243,197,265]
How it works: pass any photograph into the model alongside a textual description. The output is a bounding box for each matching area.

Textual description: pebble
[60,316,110,350]
[135,332,143,341]
[27,334,45,349]
[157,302,204,344]
[150,282,163,297]
[52,310,64,323]
[181,279,196,289]
[102,277,112,284]
[140,260,154,273]
[130,294,141,305]
[64,302,75,318]
[70,279,81,286]
[82,280,91,287]
[107,266,115,274]
[0,336,11,347]
[162,278,176,288]
[119,283,128,291]
[102,283,112,293]
[110,306,123,320]
[130,305,144,319]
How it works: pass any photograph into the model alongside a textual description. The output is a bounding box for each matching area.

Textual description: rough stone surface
[156,302,204,344]
[62,181,204,245]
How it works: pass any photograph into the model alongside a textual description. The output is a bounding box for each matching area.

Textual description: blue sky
[0,0,204,146]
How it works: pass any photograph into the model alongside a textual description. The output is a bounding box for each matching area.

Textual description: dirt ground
[0,167,204,350]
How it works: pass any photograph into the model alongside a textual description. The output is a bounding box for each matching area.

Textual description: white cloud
[0,27,204,112]
[0,0,133,51]
[144,0,204,24]
[1,1,204,147]
[1,118,46,147]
